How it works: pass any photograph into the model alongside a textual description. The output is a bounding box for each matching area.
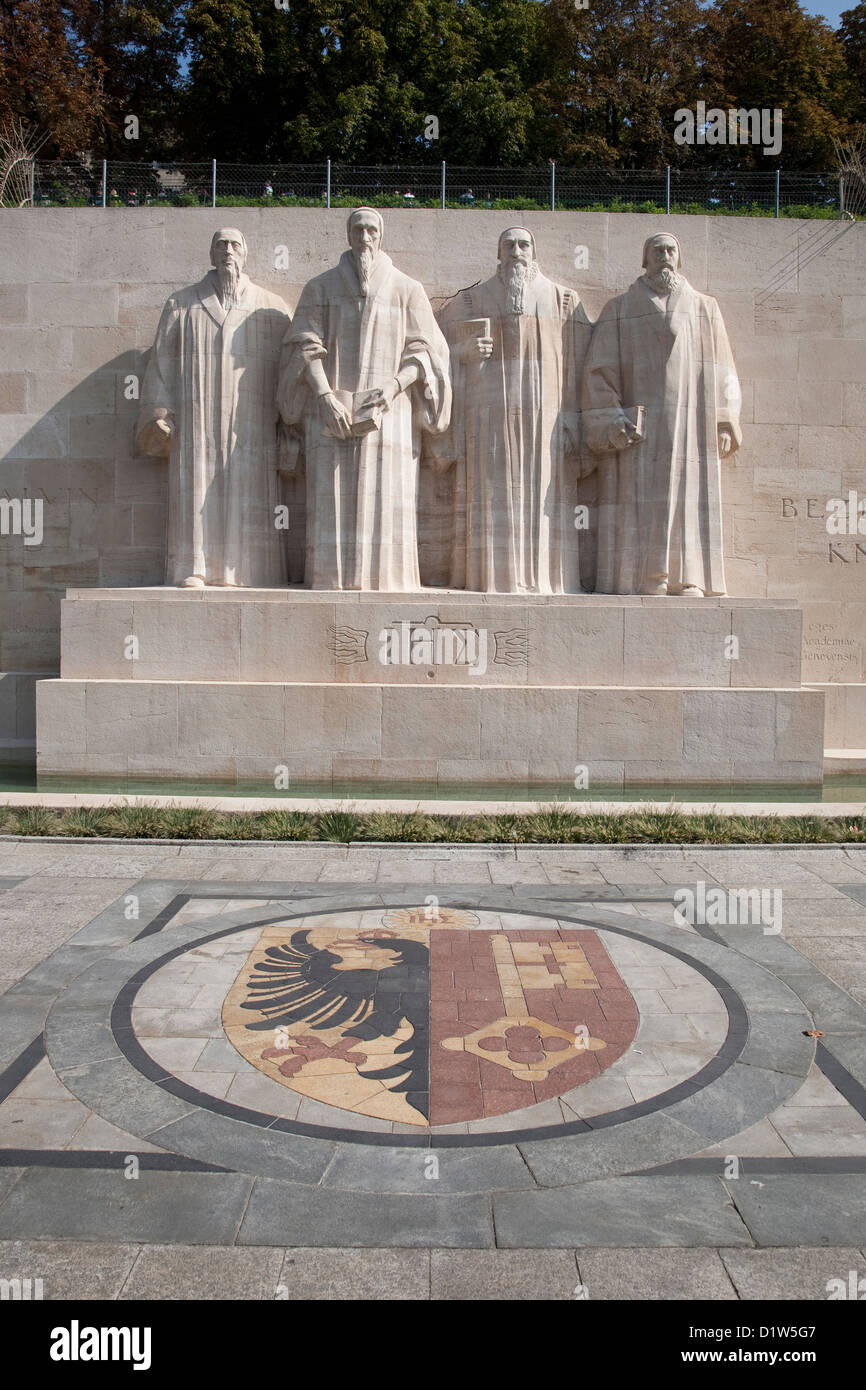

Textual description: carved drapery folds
[137,219,741,598]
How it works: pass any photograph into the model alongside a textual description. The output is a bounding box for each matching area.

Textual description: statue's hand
[577,455,597,481]
[278,423,303,476]
[320,391,353,440]
[610,412,639,449]
[718,424,735,457]
[367,378,400,412]
[138,413,174,457]
[427,452,456,475]
[457,335,494,363]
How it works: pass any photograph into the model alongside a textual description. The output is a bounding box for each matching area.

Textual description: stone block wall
[1,208,865,745]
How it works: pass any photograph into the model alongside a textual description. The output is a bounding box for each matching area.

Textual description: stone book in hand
[621,404,645,444]
[323,388,384,438]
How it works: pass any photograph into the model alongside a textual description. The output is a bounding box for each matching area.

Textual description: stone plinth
[36,589,825,787]
[0,671,39,764]
[807,683,866,750]
[57,588,804,688]
[36,678,824,786]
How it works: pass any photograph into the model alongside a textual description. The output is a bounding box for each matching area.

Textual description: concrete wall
[1,207,865,743]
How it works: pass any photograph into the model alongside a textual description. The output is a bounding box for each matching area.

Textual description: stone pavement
[1,837,866,1300]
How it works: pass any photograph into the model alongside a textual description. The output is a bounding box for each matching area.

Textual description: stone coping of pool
[0,794,864,816]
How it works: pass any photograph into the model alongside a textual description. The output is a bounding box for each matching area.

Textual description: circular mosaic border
[114,914,743,1145]
[45,898,817,1185]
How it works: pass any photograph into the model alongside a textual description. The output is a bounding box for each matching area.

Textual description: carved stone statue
[277,207,451,591]
[435,228,591,594]
[136,228,290,588]
[581,233,741,597]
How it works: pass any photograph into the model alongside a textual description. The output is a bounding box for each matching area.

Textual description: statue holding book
[581,232,742,596]
[277,206,451,590]
[434,227,592,593]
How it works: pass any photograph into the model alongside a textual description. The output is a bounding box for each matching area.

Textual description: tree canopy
[1,0,862,164]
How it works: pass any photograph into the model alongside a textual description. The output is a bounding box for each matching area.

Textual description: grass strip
[0,804,864,844]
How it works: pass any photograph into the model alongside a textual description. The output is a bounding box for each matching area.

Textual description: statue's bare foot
[680,585,703,596]
[179,576,206,589]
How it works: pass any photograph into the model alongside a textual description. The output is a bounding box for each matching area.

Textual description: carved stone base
[57,587,805,688]
[35,679,824,785]
[37,588,824,787]
[807,683,866,751]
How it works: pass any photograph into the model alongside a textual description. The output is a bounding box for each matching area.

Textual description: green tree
[180,0,549,163]
[839,3,866,126]
[68,0,186,156]
[699,0,850,168]
[533,0,706,167]
[418,0,546,163]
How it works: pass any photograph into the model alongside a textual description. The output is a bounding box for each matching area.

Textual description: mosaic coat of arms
[222,908,639,1127]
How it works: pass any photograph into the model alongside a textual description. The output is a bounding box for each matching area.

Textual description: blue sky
[793,0,850,22]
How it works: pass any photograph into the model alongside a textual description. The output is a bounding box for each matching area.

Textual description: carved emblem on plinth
[330,625,368,663]
[493,629,529,665]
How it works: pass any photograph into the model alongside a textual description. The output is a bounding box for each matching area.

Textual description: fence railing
[18,160,850,217]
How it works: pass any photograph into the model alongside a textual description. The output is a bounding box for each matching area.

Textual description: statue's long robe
[437,274,590,594]
[277,251,451,591]
[136,271,290,587]
[582,277,741,596]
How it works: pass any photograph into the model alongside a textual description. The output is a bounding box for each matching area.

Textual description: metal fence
[21,160,850,216]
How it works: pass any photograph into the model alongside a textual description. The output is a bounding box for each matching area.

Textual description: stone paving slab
[736,1012,817,1077]
[0,1094,90,1147]
[0,845,865,1281]
[276,1247,433,1300]
[493,1176,752,1247]
[664,1064,807,1145]
[0,1167,255,1243]
[0,1167,24,1203]
[119,1244,286,1300]
[719,1246,866,1300]
[236,1180,495,1248]
[519,1112,711,1187]
[723,1174,866,1246]
[0,1002,52,1075]
[321,1142,534,1194]
[153,1110,337,1186]
[576,1247,739,1300]
[429,1248,580,1300]
[52,1057,198,1137]
[0,1239,140,1299]
[1,1239,864,1299]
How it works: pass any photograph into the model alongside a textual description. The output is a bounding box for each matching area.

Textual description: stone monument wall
[1,208,865,750]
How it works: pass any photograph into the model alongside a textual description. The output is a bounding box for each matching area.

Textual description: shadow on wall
[0,344,466,745]
[0,349,163,743]
[0,345,473,608]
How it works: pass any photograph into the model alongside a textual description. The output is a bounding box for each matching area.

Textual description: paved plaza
[1,836,866,1300]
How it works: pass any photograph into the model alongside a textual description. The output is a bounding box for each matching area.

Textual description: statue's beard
[354,247,378,296]
[216,260,242,308]
[647,266,681,294]
[499,259,537,315]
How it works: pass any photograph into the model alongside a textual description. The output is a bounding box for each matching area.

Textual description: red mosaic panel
[429,928,639,1125]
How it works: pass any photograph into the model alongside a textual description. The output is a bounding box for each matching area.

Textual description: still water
[1,762,863,803]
